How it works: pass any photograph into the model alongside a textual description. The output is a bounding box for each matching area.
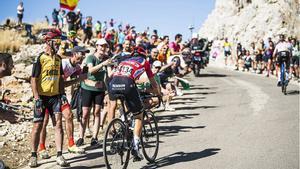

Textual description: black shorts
[17,14,23,21]
[108,76,143,115]
[255,54,263,62]
[276,51,290,66]
[263,54,272,63]
[224,51,231,57]
[33,95,62,123]
[81,88,105,107]
[291,56,299,66]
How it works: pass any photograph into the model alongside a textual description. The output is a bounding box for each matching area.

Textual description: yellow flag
[60,0,79,11]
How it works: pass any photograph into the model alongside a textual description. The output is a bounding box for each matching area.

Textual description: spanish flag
[60,0,79,11]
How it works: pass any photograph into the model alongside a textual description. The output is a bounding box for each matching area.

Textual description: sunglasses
[154,66,161,69]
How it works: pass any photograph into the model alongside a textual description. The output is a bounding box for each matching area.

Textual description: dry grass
[0,21,49,53]
[0,29,26,53]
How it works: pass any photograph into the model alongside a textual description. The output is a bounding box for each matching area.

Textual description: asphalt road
[23,67,299,169]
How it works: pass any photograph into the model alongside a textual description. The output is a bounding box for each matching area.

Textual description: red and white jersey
[112,57,154,80]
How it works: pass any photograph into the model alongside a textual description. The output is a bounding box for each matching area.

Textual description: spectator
[28,29,68,168]
[102,21,107,33]
[95,21,102,38]
[38,46,89,159]
[148,34,159,51]
[256,39,265,74]
[249,42,257,72]
[290,38,300,80]
[75,9,82,30]
[243,50,252,71]
[66,10,76,31]
[157,45,170,65]
[83,16,93,45]
[235,42,243,70]
[148,48,159,64]
[76,39,112,147]
[45,16,49,25]
[109,18,115,27]
[0,53,14,78]
[52,8,59,27]
[17,1,24,25]
[263,41,274,77]
[157,35,169,51]
[117,29,126,45]
[169,34,182,55]
[58,9,66,29]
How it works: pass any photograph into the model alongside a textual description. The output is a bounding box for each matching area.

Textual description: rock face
[199,0,300,46]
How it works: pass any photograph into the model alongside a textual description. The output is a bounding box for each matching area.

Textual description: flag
[174,77,190,90]
[60,0,79,11]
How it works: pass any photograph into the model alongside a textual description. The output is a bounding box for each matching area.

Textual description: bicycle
[278,51,289,95]
[103,93,161,169]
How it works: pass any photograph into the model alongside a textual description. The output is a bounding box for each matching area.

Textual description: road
[23,67,299,169]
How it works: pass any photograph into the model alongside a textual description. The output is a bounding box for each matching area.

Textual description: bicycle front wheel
[103,118,130,169]
[141,111,159,163]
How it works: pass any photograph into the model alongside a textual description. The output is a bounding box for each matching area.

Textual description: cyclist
[107,47,162,161]
[38,46,89,159]
[29,29,68,167]
[273,34,292,86]
[223,37,232,66]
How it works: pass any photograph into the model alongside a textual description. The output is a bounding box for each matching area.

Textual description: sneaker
[91,138,101,147]
[131,149,144,162]
[39,149,50,159]
[68,145,85,154]
[56,156,69,167]
[176,88,183,96]
[28,156,38,168]
[76,138,84,147]
[277,81,282,87]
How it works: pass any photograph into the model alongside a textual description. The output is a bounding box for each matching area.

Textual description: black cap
[71,46,90,53]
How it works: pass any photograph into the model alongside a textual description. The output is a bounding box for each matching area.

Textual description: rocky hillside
[198,0,300,46]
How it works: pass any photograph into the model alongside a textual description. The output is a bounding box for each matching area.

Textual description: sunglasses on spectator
[155,66,161,69]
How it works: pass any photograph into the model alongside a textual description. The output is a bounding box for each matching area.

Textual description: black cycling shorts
[224,51,231,57]
[33,95,62,123]
[81,88,105,107]
[276,51,290,68]
[108,76,143,115]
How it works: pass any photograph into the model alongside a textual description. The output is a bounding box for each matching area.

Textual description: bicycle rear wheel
[141,111,159,163]
[281,63,285,94]
[103,118,130,169]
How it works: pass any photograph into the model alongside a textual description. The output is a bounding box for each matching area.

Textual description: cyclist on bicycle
[107,46,162,161]
[273,34,292,86]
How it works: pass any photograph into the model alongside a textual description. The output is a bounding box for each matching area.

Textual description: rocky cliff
[199,0,300,46]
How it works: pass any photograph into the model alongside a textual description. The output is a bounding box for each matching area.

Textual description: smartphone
[82,66,88,73]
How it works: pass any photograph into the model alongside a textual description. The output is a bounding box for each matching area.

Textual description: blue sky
[0,0,215,40]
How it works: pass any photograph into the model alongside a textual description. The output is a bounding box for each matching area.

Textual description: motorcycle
[191,46,204,77]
